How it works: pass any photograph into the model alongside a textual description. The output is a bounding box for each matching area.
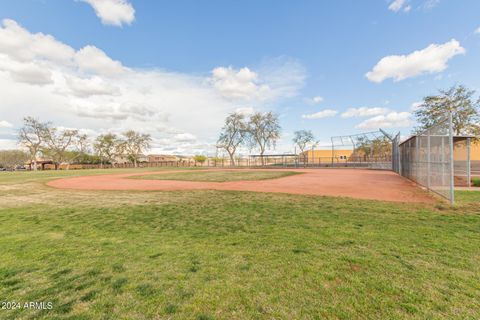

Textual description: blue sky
[0,0,479,154]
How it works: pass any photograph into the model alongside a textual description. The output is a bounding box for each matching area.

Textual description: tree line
[15,117,152,170]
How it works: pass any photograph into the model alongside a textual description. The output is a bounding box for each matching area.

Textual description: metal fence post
[427,129,431,189]
[448,111,455,205]
[416,136,419,181]
[467,137,471,188]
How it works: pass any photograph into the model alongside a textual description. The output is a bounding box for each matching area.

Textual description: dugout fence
[396,113,455,204]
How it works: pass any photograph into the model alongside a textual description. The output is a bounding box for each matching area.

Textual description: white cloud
[341,107,389,118]
[0,120,13,128]
[0,19,304,155]
[475,27,480,34]
[6,62,53,85]
[65,76,120,97]
[388,0,408,12]
[210,66,270,100]
[302,109,338,119]
[80,0,135,27]
[0,19,74,64]
[356,112,411,129]
[75,45,126,76]
[366,39,465,83]
[210,59,304,101]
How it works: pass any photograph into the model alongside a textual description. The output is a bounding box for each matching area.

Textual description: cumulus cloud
[302,109,338,120]
[65,76,120,97]
[75,45,126,76]
[0,19,303,155]
[210,58,305,102]
[475,27,480,34]
[366,39,465,83]
[210,66,270,100]
[0,19,74,63]
[8,63,53,85]
[341,107,389,118]
[356,112,411,129]
[80,0,135,27]
[0,120,13,128]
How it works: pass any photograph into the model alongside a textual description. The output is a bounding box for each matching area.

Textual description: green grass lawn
[0,169,479,319]
[456,189,480,204]
[129,170,300,182]
[0,167,199,185]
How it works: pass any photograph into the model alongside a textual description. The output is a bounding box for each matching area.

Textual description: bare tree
[293,130,316,163]
[118,130,152,168]
[247,112,281,165]
[64,134,90,170]
[217,112,247,166]
[43,127,79,170]
[18,117,50,170]
[293,130,316,154]
[94,133,120,168]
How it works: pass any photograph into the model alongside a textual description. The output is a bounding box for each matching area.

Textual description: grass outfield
[1,169,479,319]
[456,190,480,203]
[129,170,300,182]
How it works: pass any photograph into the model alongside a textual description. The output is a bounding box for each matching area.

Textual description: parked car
[15,166,27,171]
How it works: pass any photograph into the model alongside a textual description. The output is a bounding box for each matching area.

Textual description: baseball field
[1,168,480,319]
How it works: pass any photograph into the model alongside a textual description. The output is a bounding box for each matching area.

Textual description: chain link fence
[397,114,455,204]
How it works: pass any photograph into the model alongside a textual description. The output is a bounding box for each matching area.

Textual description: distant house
[147,154,178,162]
[113,154,148,164]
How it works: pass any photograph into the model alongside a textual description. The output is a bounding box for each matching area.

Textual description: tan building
[300,149,353,163]
[453,140,480,161]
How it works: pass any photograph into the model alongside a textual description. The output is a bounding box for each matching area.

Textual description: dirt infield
[47,168,434,203]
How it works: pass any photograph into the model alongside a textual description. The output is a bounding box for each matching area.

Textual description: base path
[47,168,434,203]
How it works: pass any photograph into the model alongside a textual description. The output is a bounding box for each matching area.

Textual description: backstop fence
[396,114,455,204]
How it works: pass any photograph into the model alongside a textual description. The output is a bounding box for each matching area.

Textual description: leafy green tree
[414,85,480,135]
[193,155,207,166]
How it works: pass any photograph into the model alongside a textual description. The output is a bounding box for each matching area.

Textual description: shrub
[193,155,207,164]
[472,178,480,187]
